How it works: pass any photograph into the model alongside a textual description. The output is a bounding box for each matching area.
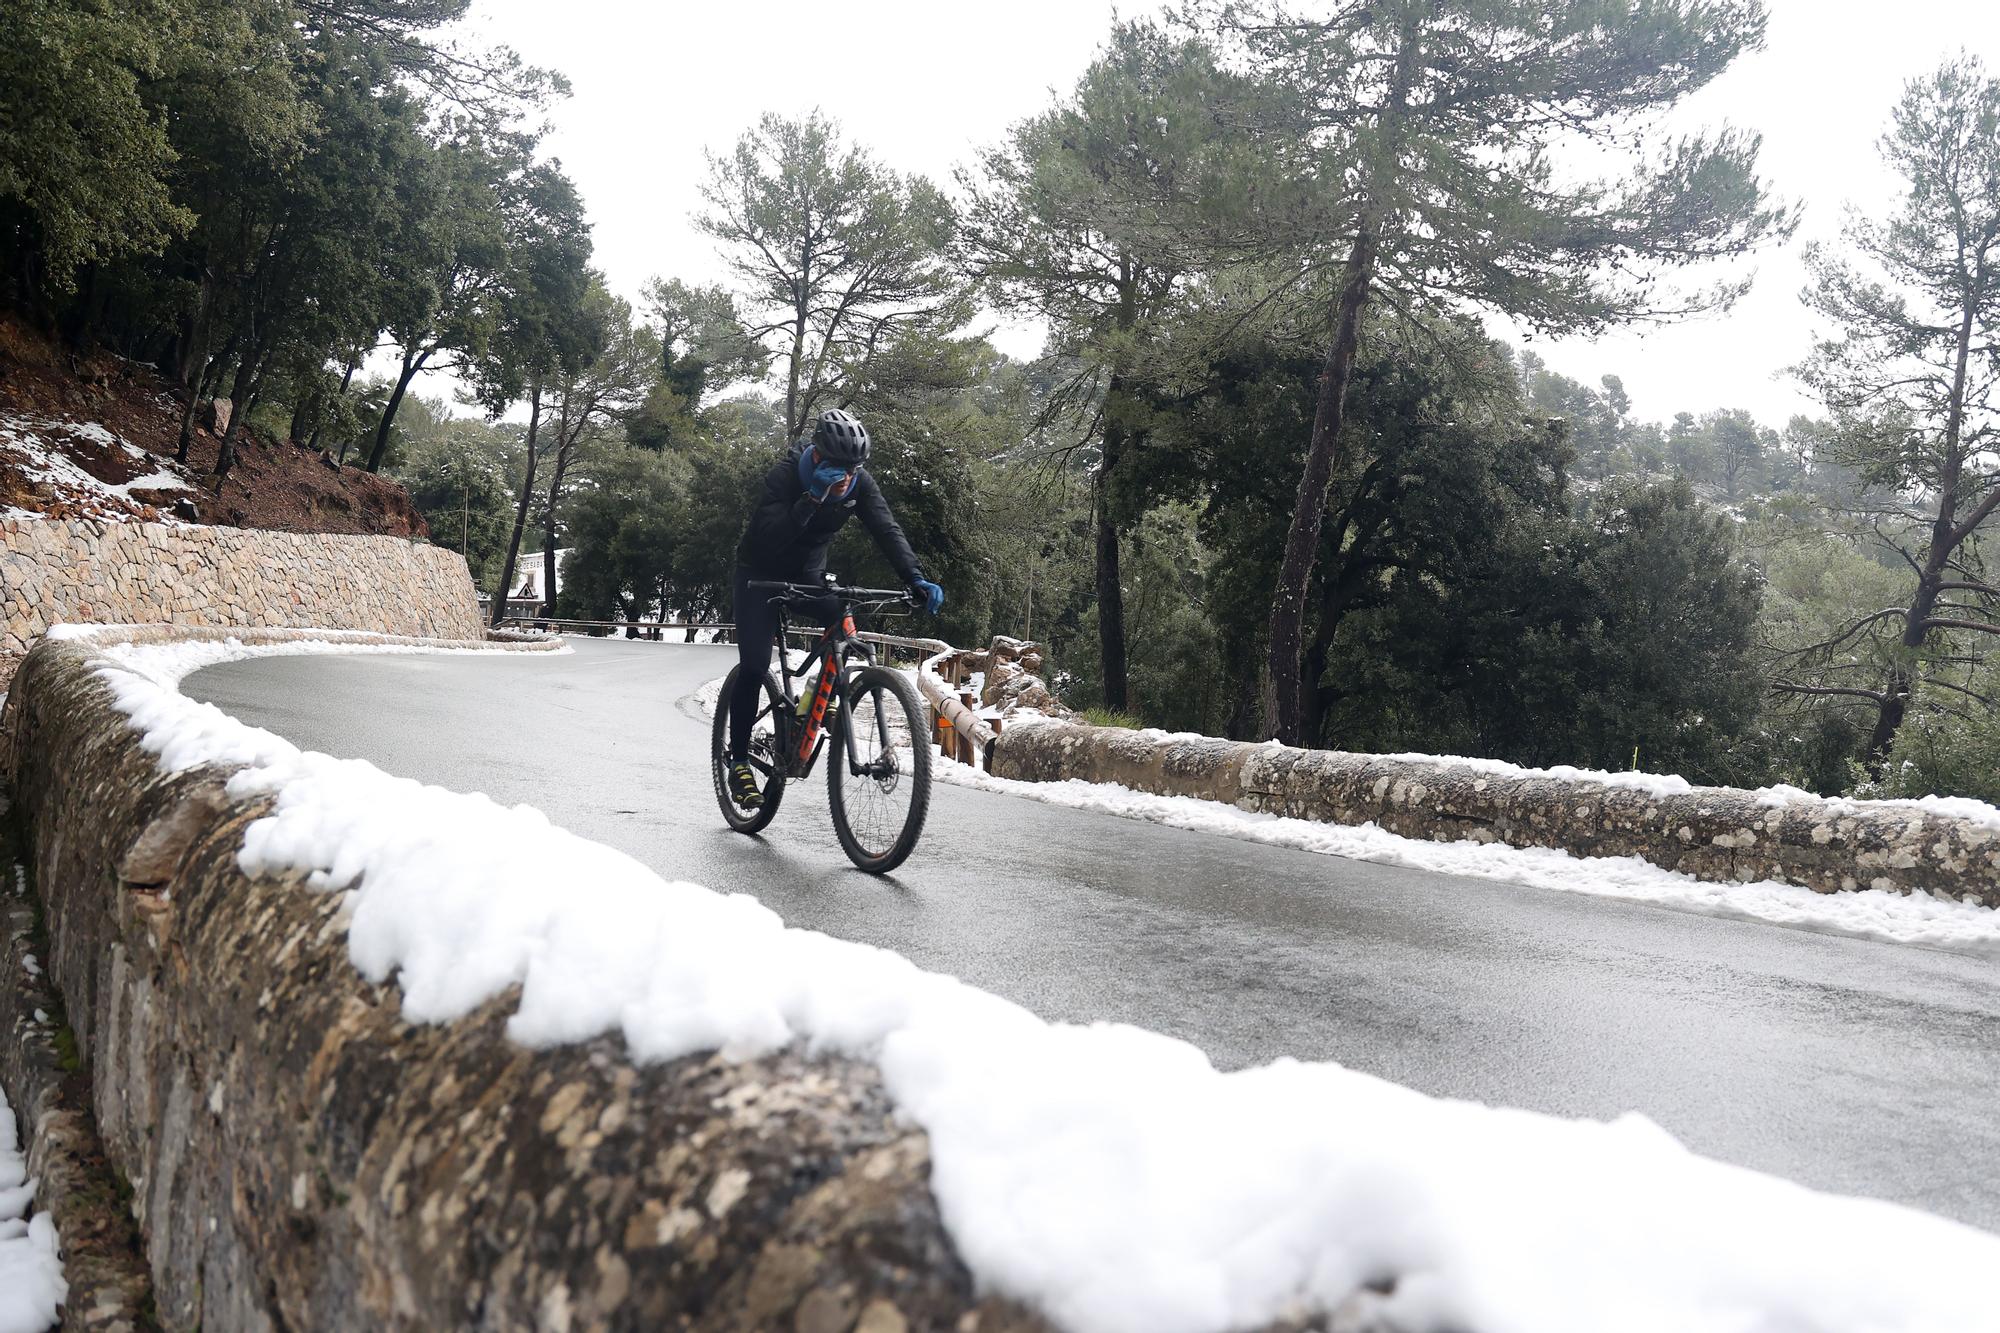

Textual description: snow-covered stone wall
[0,630,1047,1333]
[0,516,483,690]
[990,723,2000,908]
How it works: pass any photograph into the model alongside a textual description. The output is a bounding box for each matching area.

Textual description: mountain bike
[711,579,933,874]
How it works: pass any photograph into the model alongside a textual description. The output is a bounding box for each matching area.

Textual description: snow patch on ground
[0,1082,65,1333]
[0,410,194,523]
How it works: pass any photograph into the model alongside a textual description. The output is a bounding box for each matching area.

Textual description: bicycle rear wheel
[712,664,787,833]
[827,664,931,873]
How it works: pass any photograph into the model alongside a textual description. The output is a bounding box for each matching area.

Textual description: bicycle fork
[839,676,899,779]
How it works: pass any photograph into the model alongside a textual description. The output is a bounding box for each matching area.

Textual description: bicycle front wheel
[827,665,932,874]
[712,664,787,833]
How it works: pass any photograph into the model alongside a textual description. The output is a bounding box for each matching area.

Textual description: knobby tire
[713,664,787,833]
[827,665,931,874]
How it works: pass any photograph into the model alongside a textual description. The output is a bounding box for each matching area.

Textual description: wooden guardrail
[918,646,1002,769]
[496,616,734,639]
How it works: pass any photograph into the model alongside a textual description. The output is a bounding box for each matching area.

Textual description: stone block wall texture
[0,516,484,691]
[1,631,1071,1333]
[990,722,2000,907]
[2,831,156,1332]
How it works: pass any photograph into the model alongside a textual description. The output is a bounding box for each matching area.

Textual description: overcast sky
[457,0,2000,427]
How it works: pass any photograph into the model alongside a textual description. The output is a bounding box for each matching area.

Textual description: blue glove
[806,462,852,501]
[912,578,944,615]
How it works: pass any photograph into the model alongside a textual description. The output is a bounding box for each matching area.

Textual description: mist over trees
[4,3,1995,800]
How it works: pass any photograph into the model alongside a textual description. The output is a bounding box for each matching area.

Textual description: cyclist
[726,408,944,809]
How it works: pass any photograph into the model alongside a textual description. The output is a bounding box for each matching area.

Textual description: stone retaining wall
[0,630,1060,1333]
[0,516,483,691]
[990,723,2000,907]
[1,827,156,1332]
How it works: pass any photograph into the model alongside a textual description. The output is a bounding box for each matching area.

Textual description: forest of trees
[3,2,1996,801]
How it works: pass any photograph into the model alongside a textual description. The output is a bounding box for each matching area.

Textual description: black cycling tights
[729,567,836,760]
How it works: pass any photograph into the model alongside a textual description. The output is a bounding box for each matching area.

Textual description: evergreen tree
[464,163,595,625]
[535,282,660,611]
[958,20,1242,711]
[697,111,967,439]
[1781,55,2000,771]
[0,0,194,292]
[1199,0,1794,743]
[362,133,522,472]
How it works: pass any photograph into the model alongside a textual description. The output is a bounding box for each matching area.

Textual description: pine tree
[1201,0,1793,743]
[1780,55,2000,770]
[959,21,1242,712]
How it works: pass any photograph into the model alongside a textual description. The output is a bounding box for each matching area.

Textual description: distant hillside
[0,317,429,538]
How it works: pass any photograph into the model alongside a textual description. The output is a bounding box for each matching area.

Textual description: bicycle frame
[774,606,877,777]
[751,580,906,781]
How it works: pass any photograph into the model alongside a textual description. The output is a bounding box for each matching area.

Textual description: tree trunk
[1863,665,1913,773]
[177,346,233,464]
[174,303,216,464]
[174,273,215,389]
[288,390,314,447]
[1299,562,1356,747]
[1299,584,1341,748]
[541,446,573,617]
[1862,247,1985,772]
[311,352,360,453]
[786,307,807,438]
[1865,540,1951,772]
[1263,223,1380,744]
[365,345,430,473]
[1095,385,1131,714]
[213,349,267,481]
[174,383,202,465]
[490,381,544,629]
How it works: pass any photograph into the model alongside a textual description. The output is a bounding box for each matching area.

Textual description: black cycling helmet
[812,409,871,467]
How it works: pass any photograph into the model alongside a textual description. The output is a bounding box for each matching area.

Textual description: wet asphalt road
[186,637,2000,1229]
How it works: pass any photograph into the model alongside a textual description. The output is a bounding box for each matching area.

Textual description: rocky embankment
[0,316,429,537]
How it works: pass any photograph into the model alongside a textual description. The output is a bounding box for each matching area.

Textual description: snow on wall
[0,514,485,691]
[0,1083,64,1333]
[991,722,2000,909]
[13,631,1995,1333]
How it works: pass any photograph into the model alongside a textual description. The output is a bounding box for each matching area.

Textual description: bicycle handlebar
[747,579,913,604]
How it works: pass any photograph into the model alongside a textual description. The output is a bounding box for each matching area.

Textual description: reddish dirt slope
[0,317,429,538]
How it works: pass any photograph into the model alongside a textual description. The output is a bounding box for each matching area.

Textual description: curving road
[186,637,2000,1230]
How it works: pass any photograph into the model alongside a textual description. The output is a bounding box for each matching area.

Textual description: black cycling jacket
[735,442,924,585]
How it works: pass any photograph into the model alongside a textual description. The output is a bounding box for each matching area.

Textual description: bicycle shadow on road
[702,824,926,902]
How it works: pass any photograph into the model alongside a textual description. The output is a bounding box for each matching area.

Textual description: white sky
[455,0,2000,427]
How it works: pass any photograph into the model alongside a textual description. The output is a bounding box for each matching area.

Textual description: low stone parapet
[2,629,1052,1332]
[989,723,2000,906]
[2,826,155,1332]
